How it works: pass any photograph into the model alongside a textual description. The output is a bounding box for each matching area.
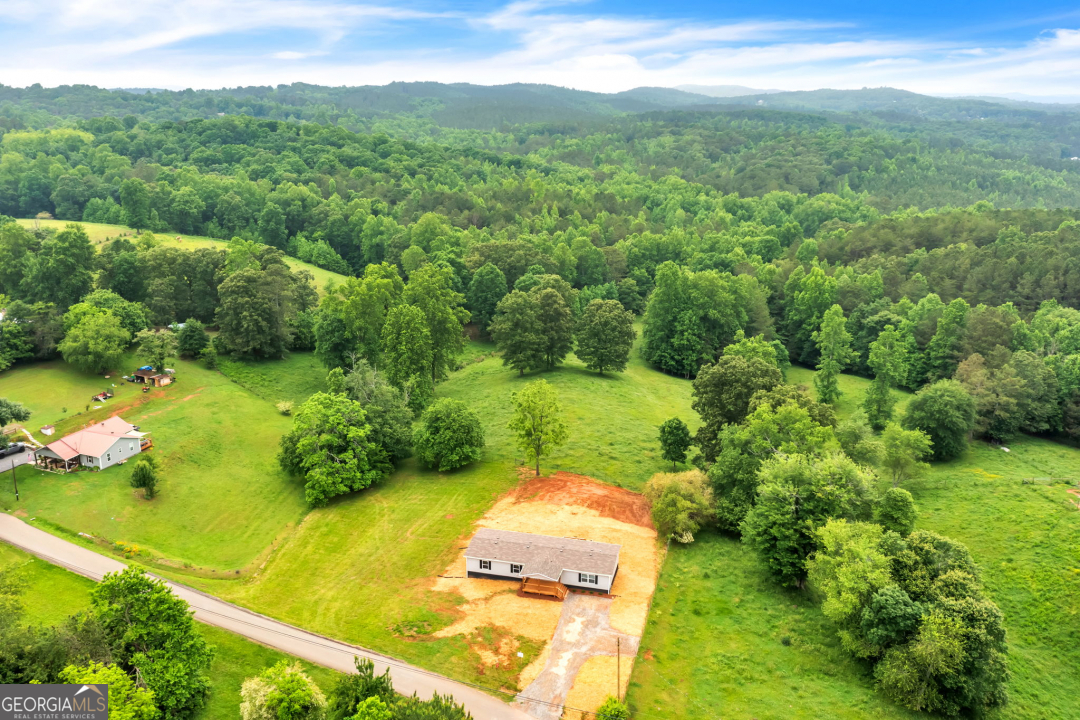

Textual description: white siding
[467,556,614,591]
[465,557,522,579]
[560,569,614,592]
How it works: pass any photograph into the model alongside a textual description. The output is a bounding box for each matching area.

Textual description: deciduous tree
[658,417,692,470]
[508,379,568,476]
[278,393,390,506]
[813,304,855,404]
[574,299,635,375]
[59,312,131,373]
[903,380,976,461]
[92,567,214,720]
[413,398,485,471]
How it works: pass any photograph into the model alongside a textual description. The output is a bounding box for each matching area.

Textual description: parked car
[0,442,26,458]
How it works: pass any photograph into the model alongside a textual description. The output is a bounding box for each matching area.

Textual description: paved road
[0,514,534,720]
[0,448,35,474]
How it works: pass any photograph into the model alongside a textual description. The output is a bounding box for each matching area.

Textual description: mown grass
[0,355,308,570]
[0,545,340,719]
[218,352,328,406]
[628,367,1080,720]
[15,219,348,293]
[441,333,699,490]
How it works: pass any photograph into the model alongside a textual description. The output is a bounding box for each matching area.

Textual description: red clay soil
[511,470,653,528]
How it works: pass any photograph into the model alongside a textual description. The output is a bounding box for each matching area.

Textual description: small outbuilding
[131,368,173,387]
[35,416,150,473]
[464,528,620,597]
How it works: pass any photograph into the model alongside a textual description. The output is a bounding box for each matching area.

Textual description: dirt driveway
[514,593,639,720]
[432,472,659,720]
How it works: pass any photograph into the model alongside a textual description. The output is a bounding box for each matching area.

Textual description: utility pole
[11,461,18,501]
[617,637,621,700]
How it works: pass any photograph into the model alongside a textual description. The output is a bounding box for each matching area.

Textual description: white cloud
[1,0,1080,100]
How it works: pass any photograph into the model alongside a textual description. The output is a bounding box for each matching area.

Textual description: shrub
[240,661,326,720]
[276,401,294,416]
[645,470,713,543]
[413,398,485,472]
[129,459,159,499]
[595,696,630,720]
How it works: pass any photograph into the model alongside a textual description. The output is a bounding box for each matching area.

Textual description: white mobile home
[464,528,620,594]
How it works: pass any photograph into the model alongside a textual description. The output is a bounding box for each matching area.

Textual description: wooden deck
[520,577,568,601]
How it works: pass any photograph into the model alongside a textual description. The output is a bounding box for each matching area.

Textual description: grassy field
[0,545,340,719]
[6,324,1078,717]
[218,353,328,406]
[0,354,308,570]
[15,218,348,293]
[628,367,1080,720]
[145,333,696,692]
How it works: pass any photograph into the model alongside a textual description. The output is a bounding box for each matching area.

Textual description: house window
[480,560,491,571]
[578,573,598,585]
[118,446,123,454]
[511,564,522,574]
[106,453,111,463]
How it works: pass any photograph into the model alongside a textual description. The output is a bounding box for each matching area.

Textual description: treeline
[0,221,317,371]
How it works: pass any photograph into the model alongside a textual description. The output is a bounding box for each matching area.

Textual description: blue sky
[2,0,1080,99]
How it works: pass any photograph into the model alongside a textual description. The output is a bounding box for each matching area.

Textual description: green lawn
[218,352,328,406]
[0,545,340,719]
[0,355,308,570]
[15,219,348,293]
[628,367,1080,720]
[440,334,699,490]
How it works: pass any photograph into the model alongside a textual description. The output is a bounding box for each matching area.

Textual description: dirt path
[514,594,639,720]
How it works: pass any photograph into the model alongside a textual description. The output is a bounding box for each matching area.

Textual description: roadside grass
[0,545,340,719]
[15,219,348,293]
[0,355,308,570]
[217,352,328,406]
[628,367,1080,720]
[176,456,534,694]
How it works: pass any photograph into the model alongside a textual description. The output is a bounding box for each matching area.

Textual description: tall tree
[864,324,908,430]
[741,453,875,588]
[120,178,151,231]
[59,313,131,373]
[575,299,636,375]
[508,379,568,476]
[0,398,31,430]
[925,298,970,382]
[880,423,933,486]
[278,392,390,506]
[466,262,508,334]
[658,417,692,470]
[380,304,434,412]
[813,304,855,405]
[21,224,94,309]
[215,265,298,359]
[903,380,976,461]
[401,264,469,383]
[135,329,178,373]
[533,287,574,370]
[490,290,543,376]
[314,263,403,370]
[413,398,485,472]
[691,355,782,463]
[92,566,214,720]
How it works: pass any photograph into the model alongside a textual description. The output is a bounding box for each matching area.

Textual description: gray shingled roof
[464,528,620,579]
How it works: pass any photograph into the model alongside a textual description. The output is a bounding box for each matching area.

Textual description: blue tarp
[137,365,154,371]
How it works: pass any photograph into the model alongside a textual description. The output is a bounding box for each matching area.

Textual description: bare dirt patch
[431,472,659,718]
